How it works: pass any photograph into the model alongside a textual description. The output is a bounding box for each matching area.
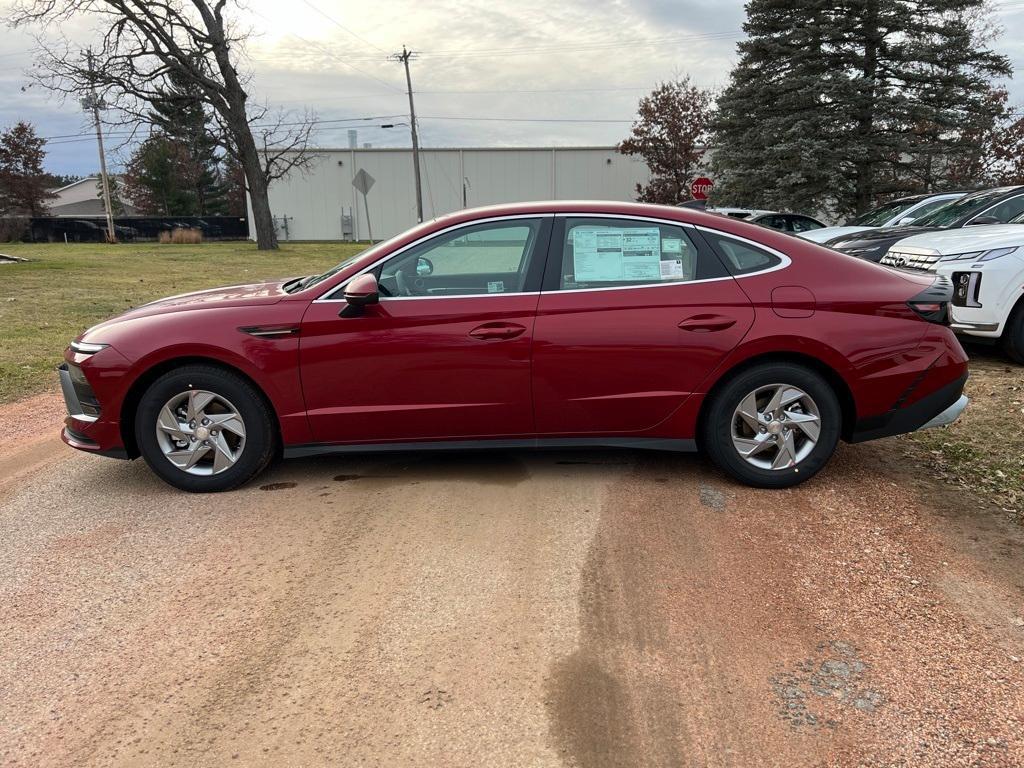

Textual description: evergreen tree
[146,66,228,216]
[711,0,1011,216]
[122,135,196,215]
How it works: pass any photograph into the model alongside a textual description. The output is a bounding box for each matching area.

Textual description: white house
[46,176,139,216]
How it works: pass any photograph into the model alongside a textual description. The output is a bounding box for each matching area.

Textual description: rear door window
[553,218,706,290]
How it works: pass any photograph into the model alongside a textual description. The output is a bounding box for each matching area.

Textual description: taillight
[907,276,952,325]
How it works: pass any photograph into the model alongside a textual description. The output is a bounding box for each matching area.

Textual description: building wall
[257,147,650,241]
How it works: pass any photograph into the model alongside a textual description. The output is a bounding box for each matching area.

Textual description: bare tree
[8,0,316,249]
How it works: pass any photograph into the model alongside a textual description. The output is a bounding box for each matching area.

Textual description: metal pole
[362,191,373,243]
[86,49,117,244]
[394,46,424,222]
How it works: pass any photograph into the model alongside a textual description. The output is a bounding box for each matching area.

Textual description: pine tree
[711,0,1011,217]
[146,66,229,216]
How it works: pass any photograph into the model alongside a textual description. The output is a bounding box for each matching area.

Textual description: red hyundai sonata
[59,201,968,492]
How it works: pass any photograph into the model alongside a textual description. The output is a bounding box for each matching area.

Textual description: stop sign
[690,177,714,200]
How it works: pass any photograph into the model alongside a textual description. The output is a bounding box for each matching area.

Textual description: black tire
[702,362,842,489]
[1001,300,1024,365]
[135,365,276,492]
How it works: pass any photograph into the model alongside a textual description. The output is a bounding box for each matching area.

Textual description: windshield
[849,198,922,227]
[913,188,1016,228]
[285,229,414,294]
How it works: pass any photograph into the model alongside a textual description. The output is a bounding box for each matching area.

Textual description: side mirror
[968,216,1001,226]
[416,257,434,276]
[340,272,379,317]
[896,216,915,226]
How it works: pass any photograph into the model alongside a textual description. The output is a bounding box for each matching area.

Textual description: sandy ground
[0,397,1022,767]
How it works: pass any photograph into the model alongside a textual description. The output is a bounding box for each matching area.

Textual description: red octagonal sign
[690,177,714,200]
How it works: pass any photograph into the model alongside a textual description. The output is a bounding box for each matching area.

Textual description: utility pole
[390,45,423,222]
[83,48,117,244]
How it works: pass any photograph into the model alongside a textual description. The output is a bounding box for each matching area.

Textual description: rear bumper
[849,372,968,443]
[920,394,968,430]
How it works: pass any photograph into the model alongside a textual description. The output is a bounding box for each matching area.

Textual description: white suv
[880,216,1024,362]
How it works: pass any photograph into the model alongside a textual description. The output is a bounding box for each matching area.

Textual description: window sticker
[487,280,505,293]
[660,259,684,279]
[572,227,661,282]
[662,237,683,254]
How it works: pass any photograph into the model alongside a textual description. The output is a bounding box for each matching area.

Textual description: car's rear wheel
[1001,300,1024,365]
[703,363,841,488]
[135,365,276,492]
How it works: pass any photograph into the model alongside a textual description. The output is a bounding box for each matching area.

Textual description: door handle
[469,322,527,340]
[677,315,737,333]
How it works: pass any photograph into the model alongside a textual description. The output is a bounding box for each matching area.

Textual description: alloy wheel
[154,389,247,476]
[730,383,821,471]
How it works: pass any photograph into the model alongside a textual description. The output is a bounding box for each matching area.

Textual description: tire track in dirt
[547,445,1024,767]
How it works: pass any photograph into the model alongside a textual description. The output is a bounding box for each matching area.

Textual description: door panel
[532,217,754,435]
[299,296,539,443]
[532,283,754,434]
[298,216,550,445]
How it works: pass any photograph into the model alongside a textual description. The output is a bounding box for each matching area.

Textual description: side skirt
[283,436,698,459]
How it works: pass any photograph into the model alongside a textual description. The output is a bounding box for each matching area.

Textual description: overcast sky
[1,0,1022,176]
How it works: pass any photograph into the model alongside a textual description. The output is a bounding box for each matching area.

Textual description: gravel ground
[1,400,1022,767]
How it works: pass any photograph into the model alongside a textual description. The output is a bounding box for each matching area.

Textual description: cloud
[0,0,1019,175]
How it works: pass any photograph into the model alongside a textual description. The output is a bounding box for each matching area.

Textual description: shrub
[0,217,29,243]
[158,227,203,244]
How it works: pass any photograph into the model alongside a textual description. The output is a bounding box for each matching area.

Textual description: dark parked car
[60,201,967,492]
[825,186,1024,262]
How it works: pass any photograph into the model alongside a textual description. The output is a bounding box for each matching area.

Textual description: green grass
[0,241,364,405]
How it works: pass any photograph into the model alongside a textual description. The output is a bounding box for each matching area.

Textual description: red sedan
[59,201,969,492]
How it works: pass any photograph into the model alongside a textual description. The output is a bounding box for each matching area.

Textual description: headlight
[70,340,109,355]
[978,246,1017,262]
[939,246,1017,263]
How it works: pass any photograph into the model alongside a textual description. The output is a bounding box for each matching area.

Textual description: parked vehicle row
[799,192,965,244]
[60,201,968,492]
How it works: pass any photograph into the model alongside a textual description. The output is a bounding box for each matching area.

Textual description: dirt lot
[1,394,1022,767]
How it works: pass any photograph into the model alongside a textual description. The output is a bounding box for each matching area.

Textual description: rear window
[703,231,782,275]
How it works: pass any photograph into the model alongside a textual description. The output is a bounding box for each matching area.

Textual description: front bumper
[57,351,131,460]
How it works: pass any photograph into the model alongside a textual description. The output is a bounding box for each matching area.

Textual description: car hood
[827,225,941,248]
[890,224,1024,254]
[799,225,873,243]
[82,279,295,337]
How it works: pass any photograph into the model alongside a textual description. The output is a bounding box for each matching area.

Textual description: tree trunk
[854,0,880,214]
[231,117,278,250]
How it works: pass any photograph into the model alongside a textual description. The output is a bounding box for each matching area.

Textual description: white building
[257,146,651,241]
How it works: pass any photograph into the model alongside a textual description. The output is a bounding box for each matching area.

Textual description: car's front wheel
[703,362,841,488]
[135,365,276,492]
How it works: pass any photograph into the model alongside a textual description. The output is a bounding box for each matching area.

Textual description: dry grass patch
[900,349,1024,517]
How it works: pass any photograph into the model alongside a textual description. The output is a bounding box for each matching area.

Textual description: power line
[41,114,408,144]
[245,6,404,94]
[420,115,634,124]
[296,0,389,54]
[248,29,742,65]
